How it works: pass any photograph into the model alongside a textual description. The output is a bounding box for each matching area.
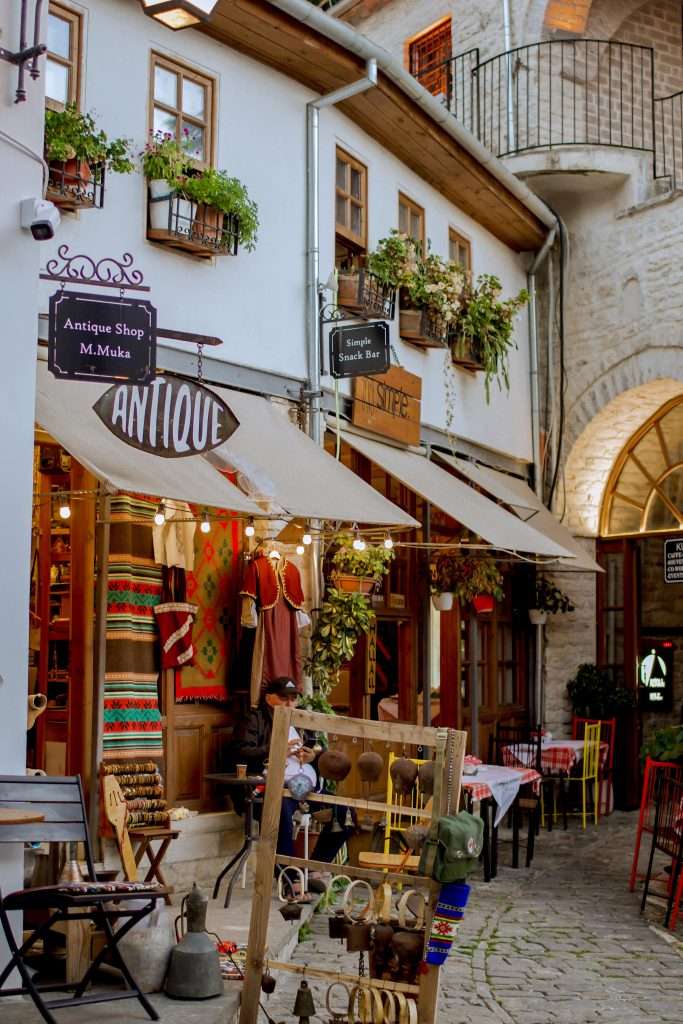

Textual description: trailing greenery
[432,552,503,605]
[331,533,395,581]
[180,169,259,252]
[45,105,134,173]
[450,275,529,401]
[366,230,466,322]
[533,576,575,614]
[365,231,416,288]
[306,588,375,698]
[641,725,683,764]
[140,130,192,182]
[566,663,637,717]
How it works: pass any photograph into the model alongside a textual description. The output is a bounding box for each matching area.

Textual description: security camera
[20,198,61,241]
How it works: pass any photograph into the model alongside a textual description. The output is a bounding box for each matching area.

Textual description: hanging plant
[365,230,419,289]
[306,588,375,699]
[331,534,395,582]
[532,576,574,615]
[432,552,503,606]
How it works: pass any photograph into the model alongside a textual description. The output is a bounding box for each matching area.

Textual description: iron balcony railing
[419,38,682,193]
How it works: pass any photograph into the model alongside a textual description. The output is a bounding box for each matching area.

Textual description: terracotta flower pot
[471,594,495,615]
[62,158,91,185]
[333,573,376,595]
[195,203,224,244]
[337,272,361,309]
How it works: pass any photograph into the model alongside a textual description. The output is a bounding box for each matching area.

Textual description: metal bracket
[40,246,150,293]
[1,0,47,103]
[319,302,379,326]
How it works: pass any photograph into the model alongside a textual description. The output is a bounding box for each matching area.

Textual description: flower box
[332,573,377,595]
[337,270,396,319]
[450,333,484,372]
[46,159,105,211]
[147,187,239,259]
[399,307,450,349]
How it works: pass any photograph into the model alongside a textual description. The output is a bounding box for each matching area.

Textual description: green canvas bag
[419,810,484,883]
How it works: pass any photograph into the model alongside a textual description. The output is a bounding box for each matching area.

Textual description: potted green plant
[641,725,683,765]
[140,130,194,235]
[529,576,575,626]
[45,104,133,205]
[180,168,259,253]
[337,231,411,315]
[432,552,503,611]
[450,275,528,401]
[306,588,375,698]
[566,663,637,718]
[400,247,467,349]
[330,534,394,595]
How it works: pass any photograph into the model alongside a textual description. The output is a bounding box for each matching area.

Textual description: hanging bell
[357,750,384,783]
[261,971,276,994]
[318,749,351,782]
[292,978,316,1023]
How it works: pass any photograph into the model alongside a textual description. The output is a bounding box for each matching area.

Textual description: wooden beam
[267,960,420,995]
[275,854,439,892]
[282,788,432,819]
[290,707,440,746]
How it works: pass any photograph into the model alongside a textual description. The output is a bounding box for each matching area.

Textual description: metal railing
[654,90,683,191]
[414,48,479,136]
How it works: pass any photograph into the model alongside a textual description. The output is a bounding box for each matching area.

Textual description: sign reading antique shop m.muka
[93,377,239,458]
[49,289,156,384]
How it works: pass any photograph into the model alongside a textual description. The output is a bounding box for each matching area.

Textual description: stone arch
[526,0,646,42]
[560,373,683,537]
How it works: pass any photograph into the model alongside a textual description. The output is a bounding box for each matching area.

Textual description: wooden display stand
[239,706,466,1024]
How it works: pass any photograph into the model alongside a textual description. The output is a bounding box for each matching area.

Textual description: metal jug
[165,884,223,1000]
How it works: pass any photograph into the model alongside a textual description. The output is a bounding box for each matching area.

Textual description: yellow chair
[565,722,601,829]
[383,753,430,854]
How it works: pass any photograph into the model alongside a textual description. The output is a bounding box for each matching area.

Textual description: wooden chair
[640,772,683,930]
[573,716,616,815]
[0,774,167,1024]
[489,722,542,868]
[383,753,430,855]
[629,756,682,891]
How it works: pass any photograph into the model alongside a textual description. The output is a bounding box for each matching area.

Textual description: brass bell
[261,971,276,994]
[292,978,316,1023]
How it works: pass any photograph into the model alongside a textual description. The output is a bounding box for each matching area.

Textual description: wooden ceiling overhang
[202,1,549,252]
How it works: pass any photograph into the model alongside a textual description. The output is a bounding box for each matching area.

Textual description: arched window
[601,395,683,535]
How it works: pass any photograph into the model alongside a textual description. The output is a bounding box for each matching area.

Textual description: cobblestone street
[262,813,683,1024]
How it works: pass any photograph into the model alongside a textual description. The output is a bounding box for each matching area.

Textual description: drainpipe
[502,0,515,151]
[306,58,378,445]
[527,225,557,500]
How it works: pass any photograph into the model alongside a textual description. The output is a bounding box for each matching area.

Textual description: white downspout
[502,0,515,150]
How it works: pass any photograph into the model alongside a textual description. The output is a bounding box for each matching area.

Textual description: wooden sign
[352,366,422,446]
[49,289,156,385]
[93,375,239,458]
[365,619,377,694]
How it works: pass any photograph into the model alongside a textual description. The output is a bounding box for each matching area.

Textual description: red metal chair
[629,756,682,891]
[572,716,615,815]
[640,772,683,931]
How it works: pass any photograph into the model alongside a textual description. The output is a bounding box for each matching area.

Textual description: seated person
[238,676,352,867]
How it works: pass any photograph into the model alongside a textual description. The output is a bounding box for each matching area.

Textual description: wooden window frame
[149,52,216,169]
[45,2,82,111]
[398,192,425,248]
[335,147,367,251]
[448,227,472,276]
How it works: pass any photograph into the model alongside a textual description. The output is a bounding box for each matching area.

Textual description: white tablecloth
[466,765,528,826]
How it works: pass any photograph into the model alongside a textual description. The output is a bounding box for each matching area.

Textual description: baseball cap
[265,677,300,698]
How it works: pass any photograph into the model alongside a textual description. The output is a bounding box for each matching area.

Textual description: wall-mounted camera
[20,198,61,241]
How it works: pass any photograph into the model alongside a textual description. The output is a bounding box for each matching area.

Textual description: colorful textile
[425,882,470,966]
[154,601,197,668]
[175,512,240,702]
[240,555,305,610]
[103,495,163,760]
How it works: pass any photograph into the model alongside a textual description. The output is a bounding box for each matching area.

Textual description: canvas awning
[208,386,419,528]
[435,452,602,572]
[35,362,261,512]
[339,430,573,559]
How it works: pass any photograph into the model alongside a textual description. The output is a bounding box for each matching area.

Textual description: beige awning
[436,452,602,572]
[35,362,261,513]
[202,386,419,528]
[340,430,573,559]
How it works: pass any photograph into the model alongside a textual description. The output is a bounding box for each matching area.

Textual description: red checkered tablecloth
[502,740,609,775]
[462,765,541,802]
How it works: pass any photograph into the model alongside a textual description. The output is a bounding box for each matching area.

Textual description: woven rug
[103,495,164,760]
[175,511,239,702]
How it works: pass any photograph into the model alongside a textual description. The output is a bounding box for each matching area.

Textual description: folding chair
[629,756,682,891]
[564,722,601,829]
[640,772,683,931]
[573,716,616,815]
[0,774,167,1024]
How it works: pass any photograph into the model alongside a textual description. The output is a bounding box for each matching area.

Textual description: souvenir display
[357,750,384,783]
[318,748,351,782]
[417,760,435,798]
[390,757,418,797]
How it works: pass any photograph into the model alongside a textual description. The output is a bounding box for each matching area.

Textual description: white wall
[0,0,44,977]
[38,0,534,462]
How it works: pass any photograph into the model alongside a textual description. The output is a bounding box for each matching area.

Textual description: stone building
[331,0,683,801]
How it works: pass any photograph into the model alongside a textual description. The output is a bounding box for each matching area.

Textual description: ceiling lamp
[139,0,218,31]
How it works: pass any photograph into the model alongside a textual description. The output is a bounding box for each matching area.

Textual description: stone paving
[261,812,683,1024]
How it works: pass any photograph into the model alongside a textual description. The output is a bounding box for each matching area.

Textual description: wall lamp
[138,0,218,30]
[0,0,47,103]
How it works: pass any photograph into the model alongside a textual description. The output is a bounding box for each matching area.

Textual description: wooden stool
[128,827,180,905]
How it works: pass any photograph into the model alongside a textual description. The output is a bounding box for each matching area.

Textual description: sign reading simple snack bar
[352,365,422,446]
[329,321,389,379]
[664,539,683,583]
[93,376,239,458]
[49,289,156,385]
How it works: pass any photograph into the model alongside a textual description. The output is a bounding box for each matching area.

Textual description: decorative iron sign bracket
[0,0,47,103]
[40,246,151,293]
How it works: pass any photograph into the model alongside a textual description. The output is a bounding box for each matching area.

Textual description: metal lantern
[139,0,218,30]
[292,978,316,1023]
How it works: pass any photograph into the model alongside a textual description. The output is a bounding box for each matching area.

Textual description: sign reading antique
[638,641,674,710]
[93,376,239,458]
[329,321,390,379]
[352,365,422,446]
[664,539,683,583]
[49,290,156,384]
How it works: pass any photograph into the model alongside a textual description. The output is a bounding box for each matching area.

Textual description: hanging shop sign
[352,365,422,446]
[637,640,674,710]
[365,619,377,695]
[664,539,683,583]
[93,376,239,458]
[48,289,156,385]
[329,321,390,379]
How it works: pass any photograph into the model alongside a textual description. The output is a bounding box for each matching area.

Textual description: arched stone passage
[561,376,683,536]
[529,0,647,41]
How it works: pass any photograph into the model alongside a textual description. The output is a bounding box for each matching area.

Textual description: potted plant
[140,130,195,235]
[432,552,503,611]
[45,104,133,206]
[400,247,467,349]
[529,575,575,626]
[330,534,394,595]
[566,663,637,718]
[337,231,409,316]
[306,588,375,698]
[641,726,683,766]
[180,168,259,253]
[450,275,528,401]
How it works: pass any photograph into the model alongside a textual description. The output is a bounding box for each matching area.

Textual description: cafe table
[205,772,265,908]
[462,764,542,881]
[502,738,609,774]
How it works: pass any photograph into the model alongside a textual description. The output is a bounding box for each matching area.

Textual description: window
[335,148,367,250]
[449,228,472,275]
[150,54,214,165]
[398,193,424,247]
[46,3,81,109]
[407,18,452,99]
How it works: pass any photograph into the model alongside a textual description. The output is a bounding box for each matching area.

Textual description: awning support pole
[422,499,432,731]
[534,621,544,728]
[469,614,479,757]
[88,491,111,855]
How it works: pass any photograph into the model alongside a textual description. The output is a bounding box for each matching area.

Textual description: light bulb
[353,536,366,551]
[245,518,255,538]
[200,514,211,534]
[269,548,281,560]
[58,503,71,521]
[384,536,394,550]
[296,544,305,556]
[302,531,312,546]
[154,504,165,527]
